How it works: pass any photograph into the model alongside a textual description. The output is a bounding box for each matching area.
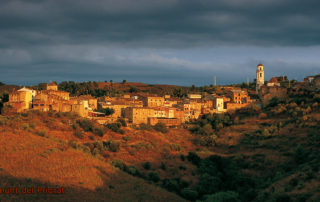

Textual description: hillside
[0,113,185,202]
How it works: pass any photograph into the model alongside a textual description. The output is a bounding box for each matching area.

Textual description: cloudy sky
[0,0,319,86]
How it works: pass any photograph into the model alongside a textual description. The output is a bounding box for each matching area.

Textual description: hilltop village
[4,64,320,126]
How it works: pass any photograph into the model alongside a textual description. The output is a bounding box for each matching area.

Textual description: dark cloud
[1,0,320,47]
[0,0,319,85]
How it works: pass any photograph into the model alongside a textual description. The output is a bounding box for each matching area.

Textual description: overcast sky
[0,0,319,86]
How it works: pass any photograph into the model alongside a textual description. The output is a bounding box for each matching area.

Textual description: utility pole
[247,77,249,86]
[214,76,216,86]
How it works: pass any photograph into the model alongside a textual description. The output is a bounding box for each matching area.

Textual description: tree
[110,80,113,86]
[122,80,127,84]
[97,108,115,116]
[129,86,139,93]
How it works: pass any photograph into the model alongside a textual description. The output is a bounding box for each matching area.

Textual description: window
[260,73,262,77]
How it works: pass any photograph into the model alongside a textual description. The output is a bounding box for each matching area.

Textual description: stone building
[124,107,155,124]
[46,82,58,91]
[267,77,281,87]
[6,87,36,112]
[259,85,287,106]
[256,64,265,92]
[141,96,165,107]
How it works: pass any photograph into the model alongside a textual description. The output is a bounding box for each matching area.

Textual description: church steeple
[256,63,264,92]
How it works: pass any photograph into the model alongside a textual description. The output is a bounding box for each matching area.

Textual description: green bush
[187,152,201,166]
[147,171,160,182]
[74,127,83,139]
[0,116,9,126]
[21,123,30,130]
[104,140,120,152]
[125,165,141,177]
[181,188,198,201]
[92,148,100,156]
[153,123,168,133]
[93,126,105,137]
[111,159,126,170]
[160,162,166,170]
[68,141,78,149]
[142,161,151,170]
[139,123,153,131]
[35,129,48,137]
[122,136,131,142]
[162,179,180,193]
[118,118,127,127]
[77,119,94,132]
[97,108,115,116]
[170,143,181,151]
[106,122,125,134]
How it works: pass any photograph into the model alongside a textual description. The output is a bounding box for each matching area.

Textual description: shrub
[122,136,131,142]
[294,144,307,164]
[147,171,160,182]
[21,123,30,130]
[139,123,152,131]
[93,126,105,137]
[153,123,168,133]
[181,188,198,201]
[142,161,151,170]
[79,145,91,154]
[162,179,180,193]
[197,174,221,195]
[73,127,83,139]
[97,108,115,116]
[104,140,120,152]
[0,116,9,126]
[93,141,105,152]
[106,122,125,134]
[118,118,127,127]
[160,162,166,170]
[68,141,78,149]
[77,119,93,132]
[92,148,100,156]
[29,123,35,129]
[187,152,201,166]
[199,135,217,146]
[111,159,126,170]
[35,129,48,137]
[180,154,185,161]
[125,166,141,177]
[170,143,181,151]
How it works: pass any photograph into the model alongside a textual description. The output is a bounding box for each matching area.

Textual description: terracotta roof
[268,77,279,83]
[48,82,57,86]
[257,64,263,66]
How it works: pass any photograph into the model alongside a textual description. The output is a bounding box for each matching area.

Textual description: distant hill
[1,85,319,201]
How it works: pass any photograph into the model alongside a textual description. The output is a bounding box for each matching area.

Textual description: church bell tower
[256,63,264,92]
